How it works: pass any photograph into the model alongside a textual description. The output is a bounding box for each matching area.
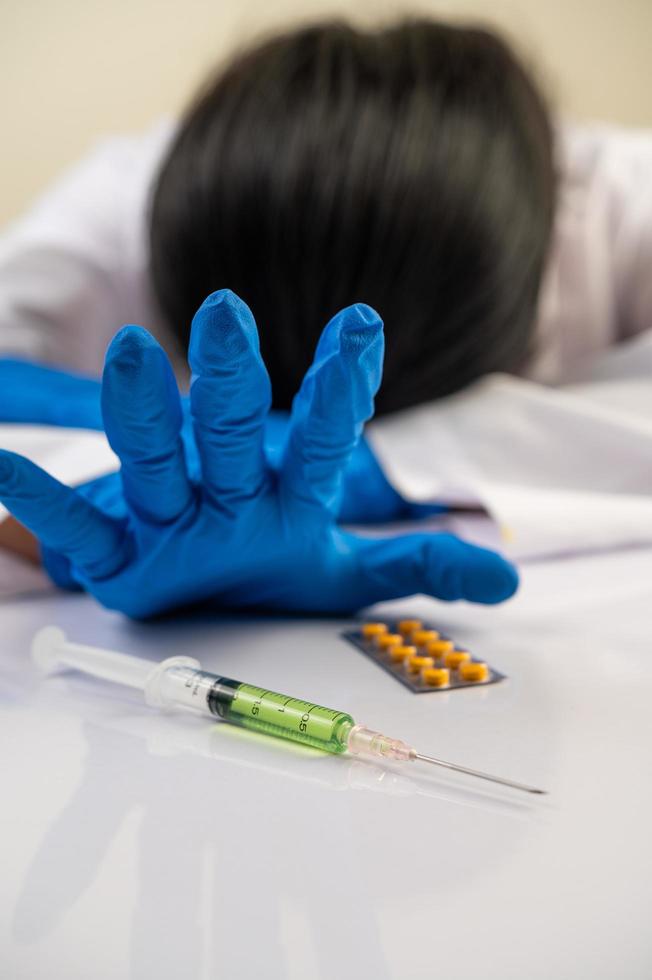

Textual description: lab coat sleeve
[0,121,175,373]
[607,127,652,338]
[366,364,652,560]
[366,124,652,559]
[526,122,652,386]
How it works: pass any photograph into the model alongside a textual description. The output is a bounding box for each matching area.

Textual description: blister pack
[343,618,506,693]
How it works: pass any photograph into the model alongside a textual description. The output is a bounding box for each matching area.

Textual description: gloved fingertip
[106,326,160,373]
[0,450,34,496]
[104,327,169,411]
[196,289,254,328]
[337,306,384,371]
[190,289,260,366]
[0,450,16,484]
[462,550,519,604]
[344,303,384,331]
[201,288,238,310]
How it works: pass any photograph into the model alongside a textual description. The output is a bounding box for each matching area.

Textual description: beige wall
[2,0,651,226]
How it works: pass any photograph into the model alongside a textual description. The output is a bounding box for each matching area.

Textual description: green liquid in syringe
[207,677,354,754]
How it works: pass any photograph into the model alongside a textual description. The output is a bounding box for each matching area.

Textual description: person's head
[150,18,555,415]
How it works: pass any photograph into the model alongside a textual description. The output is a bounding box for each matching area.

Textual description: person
[0,18,649,616]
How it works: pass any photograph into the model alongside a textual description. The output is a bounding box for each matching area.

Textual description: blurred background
[2,0,651,226]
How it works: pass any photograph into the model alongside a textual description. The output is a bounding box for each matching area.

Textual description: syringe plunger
[32,626,152,689]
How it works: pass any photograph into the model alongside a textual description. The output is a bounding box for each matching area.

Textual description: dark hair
[150,19,555,414]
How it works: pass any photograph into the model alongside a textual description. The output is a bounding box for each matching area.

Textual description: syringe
[32,627,545,795]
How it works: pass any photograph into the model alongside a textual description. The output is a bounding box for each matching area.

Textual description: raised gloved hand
[0,289,517,618]
[0,357,409,524]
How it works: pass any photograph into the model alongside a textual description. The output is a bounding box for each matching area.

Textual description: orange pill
[459,661,490,683]
[376,633,403,651]
[397,619,422,636]
[444,650,472,670]
[389,644,416,663]
[362,622,388,639]
[411,629,440,647]
[426,640,455,658]
[421,667,450,688]
[405,655,435,674]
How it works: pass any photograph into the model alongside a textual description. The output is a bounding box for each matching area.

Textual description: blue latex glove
[0,359,104,429]
[0,289,517,618]
[0,358,423,524]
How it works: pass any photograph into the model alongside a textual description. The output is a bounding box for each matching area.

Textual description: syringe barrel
[157,665,354,754]
[156,665,218,714]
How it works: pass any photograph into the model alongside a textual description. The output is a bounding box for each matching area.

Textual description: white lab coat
[0,120,180,374]
[0,118,651,594]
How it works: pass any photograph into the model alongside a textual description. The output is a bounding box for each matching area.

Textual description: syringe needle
[414,752,546,795]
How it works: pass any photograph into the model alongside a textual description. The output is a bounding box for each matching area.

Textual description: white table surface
[1,547,651,980]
